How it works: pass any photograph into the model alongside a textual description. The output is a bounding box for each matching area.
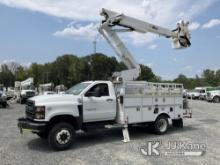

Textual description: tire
[48,122,75,151]
[2,102,7,108]
[213,96,220,103]
[153,115,169,135]
[36,132,48,139]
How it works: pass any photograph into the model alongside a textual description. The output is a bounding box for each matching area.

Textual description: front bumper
[206,97,213,101]
[17,117,47,133]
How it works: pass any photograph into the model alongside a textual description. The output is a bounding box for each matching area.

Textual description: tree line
[0,53,219,89]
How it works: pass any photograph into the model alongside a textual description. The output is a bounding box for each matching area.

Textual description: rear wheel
[213,96,220,103]
[153,115,169,135]
[48,122,75,151]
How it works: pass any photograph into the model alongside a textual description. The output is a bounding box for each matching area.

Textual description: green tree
[137,64,160,82]
[202,69,217,86]
[174,74,191,89]
[15,66,28,81]
[0,64,15,87]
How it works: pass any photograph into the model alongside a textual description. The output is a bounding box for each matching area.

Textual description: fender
[44,102,80,122]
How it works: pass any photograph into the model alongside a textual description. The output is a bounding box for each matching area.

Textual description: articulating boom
[99,8,191,81]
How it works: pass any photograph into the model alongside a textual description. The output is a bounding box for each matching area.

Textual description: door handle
[106,99,113,102]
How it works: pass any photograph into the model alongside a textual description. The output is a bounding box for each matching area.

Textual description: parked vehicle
[13,79,36,103]
[55,84,66,94]
[18,78,36,104]
[187,89,200,99]
[186,87,212,100]
[195,87,212,100]
[5,87,15,100]
[39,83,56,95]
[206,87,220,103]
[0,84,7,108]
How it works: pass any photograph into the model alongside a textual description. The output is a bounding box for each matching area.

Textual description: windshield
[191,89,200,93]
[66,82,91,95]
[21,85,35,90]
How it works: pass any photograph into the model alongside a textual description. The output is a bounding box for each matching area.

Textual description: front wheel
[153,115,169,135]
[48,122,75,151]
[213,96,220,103]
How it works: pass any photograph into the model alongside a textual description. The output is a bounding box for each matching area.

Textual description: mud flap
[172,119,183,128]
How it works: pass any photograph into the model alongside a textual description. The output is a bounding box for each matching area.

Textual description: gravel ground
[0,100,220,165]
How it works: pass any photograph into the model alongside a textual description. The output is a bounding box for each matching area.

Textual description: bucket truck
[18,9,191,151]
[39,83,55,95]
[18,78,36,104]
[55,84,67,94]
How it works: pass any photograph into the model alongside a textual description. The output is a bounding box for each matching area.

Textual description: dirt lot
[0,100,220,165]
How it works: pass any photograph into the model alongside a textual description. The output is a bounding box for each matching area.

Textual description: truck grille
[25,100,35,120]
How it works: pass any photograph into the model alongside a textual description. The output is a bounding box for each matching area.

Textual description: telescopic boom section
[99,8,191,81]
[99,22,140,81]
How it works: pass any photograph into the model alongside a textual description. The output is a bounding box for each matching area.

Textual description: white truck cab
[16,78,36,104]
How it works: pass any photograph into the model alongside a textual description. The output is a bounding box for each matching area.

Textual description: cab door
[83,83,116,122]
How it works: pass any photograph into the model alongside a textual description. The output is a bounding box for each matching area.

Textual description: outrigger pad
[122,126,130,142]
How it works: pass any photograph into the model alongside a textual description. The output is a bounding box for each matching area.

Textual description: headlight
[35,106,45,119]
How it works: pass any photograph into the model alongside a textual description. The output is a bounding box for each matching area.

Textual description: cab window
[85,83,109,97]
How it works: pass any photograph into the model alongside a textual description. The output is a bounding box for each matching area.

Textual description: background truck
[17,78,36,104]
[5,87,15,100]
[0,84,7,108]
[39,83,56,95]
[18,8,191,151]
[206,87,220,103]
[55,84,66,94]
[187,88,203,100]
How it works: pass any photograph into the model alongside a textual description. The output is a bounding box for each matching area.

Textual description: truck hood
[29,94,81,105]
[208,90,220,94]
[187,92,199,95]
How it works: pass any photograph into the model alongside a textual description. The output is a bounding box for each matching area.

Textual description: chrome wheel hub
[157,119,167,132]
[56,129,71,145]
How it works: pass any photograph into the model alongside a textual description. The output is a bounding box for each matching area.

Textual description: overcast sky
[0,0,219,80]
